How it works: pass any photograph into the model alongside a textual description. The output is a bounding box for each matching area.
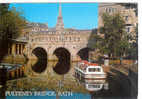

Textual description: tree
[0,4,27,61]
[127,24,138,60]
[93,13,130,64]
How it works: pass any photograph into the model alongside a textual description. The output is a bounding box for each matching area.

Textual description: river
[0,59,137,99]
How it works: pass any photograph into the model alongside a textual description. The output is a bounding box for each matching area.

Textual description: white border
[0,0,141,99]
[138,1,142,99]
[0,0,139,3]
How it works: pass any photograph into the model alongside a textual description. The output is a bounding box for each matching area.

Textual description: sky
[10,3,98,30]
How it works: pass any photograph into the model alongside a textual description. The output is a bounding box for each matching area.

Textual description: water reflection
[24,59,110,95]
[5,60,92,98]
[0,57,137,99]
[53,47,71,75]
[0,58,110,99]
[32,47,48,73]
[75,76,109,92]
[85,81,109,92]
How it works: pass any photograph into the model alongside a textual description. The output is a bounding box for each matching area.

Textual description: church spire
[59,4,62,17]
[56,4,64,31]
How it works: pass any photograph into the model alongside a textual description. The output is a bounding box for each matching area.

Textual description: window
[70,37,72,41]
[106,7,115,13]
[88,84,100,88]
[97,68,101,72]
[106,8,108,13]
[125,16,129,21]
[126,24,132,26]
[78,37,80,41]
[88,68,101,72]
[126,27,130,33]
[74,37,76,41]
[109,8,111,13]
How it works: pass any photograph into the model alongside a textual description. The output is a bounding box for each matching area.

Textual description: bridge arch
[31,47,48,73]
[77,47,92,61]
[53,47,71,75]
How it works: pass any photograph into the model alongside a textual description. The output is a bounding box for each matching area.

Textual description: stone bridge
[26,30,92,61]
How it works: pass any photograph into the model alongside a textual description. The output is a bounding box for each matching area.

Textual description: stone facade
[98,3,138,42]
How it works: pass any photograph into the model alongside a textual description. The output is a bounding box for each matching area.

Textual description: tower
[56,4,64,31]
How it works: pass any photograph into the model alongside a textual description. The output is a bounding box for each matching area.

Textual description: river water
[0,59,136,99]
[4,60,109,99]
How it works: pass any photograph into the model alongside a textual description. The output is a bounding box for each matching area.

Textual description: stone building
[98,3,138,42]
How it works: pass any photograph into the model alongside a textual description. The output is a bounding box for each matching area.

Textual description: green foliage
[0,5,27,41]
[127,25,138,60]
[87,29,103,50]
[94,13,130,58]
[0,3,9,15]
[0,4,27,61]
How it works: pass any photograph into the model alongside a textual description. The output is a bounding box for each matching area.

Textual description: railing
[109,59,134,65]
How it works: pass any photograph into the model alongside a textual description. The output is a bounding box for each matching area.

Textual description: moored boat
[74,60,108,92]
[74,60,107,83]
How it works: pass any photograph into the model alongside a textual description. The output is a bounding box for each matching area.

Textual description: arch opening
[77,47,92,61]
[53,47,71,75]
[32,47,47,73]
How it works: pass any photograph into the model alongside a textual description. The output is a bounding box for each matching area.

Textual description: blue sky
[10,3,98,30]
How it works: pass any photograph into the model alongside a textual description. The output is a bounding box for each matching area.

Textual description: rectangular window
[88,84,100,88]
[125,16,128,21]
[126,24,132,26]
[88,68,100,72]
[126,27,130,33]
[109,8,111,13]
[106,8,108,13]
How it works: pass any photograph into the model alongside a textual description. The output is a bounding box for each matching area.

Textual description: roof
[27,22,48,28]
[78,60,99,71]
[48,28,56,32]
[80,60,98,66]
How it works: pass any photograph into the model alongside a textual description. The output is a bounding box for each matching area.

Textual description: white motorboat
[74,60,107,83]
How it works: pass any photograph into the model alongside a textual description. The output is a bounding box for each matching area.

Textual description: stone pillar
[8,46,10,55]
[11,71,14,78]
[17,44,19,55]
[22,66,25,76]
[21,44,22,54]
[12,44,16,55]
[7,44,12,55]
